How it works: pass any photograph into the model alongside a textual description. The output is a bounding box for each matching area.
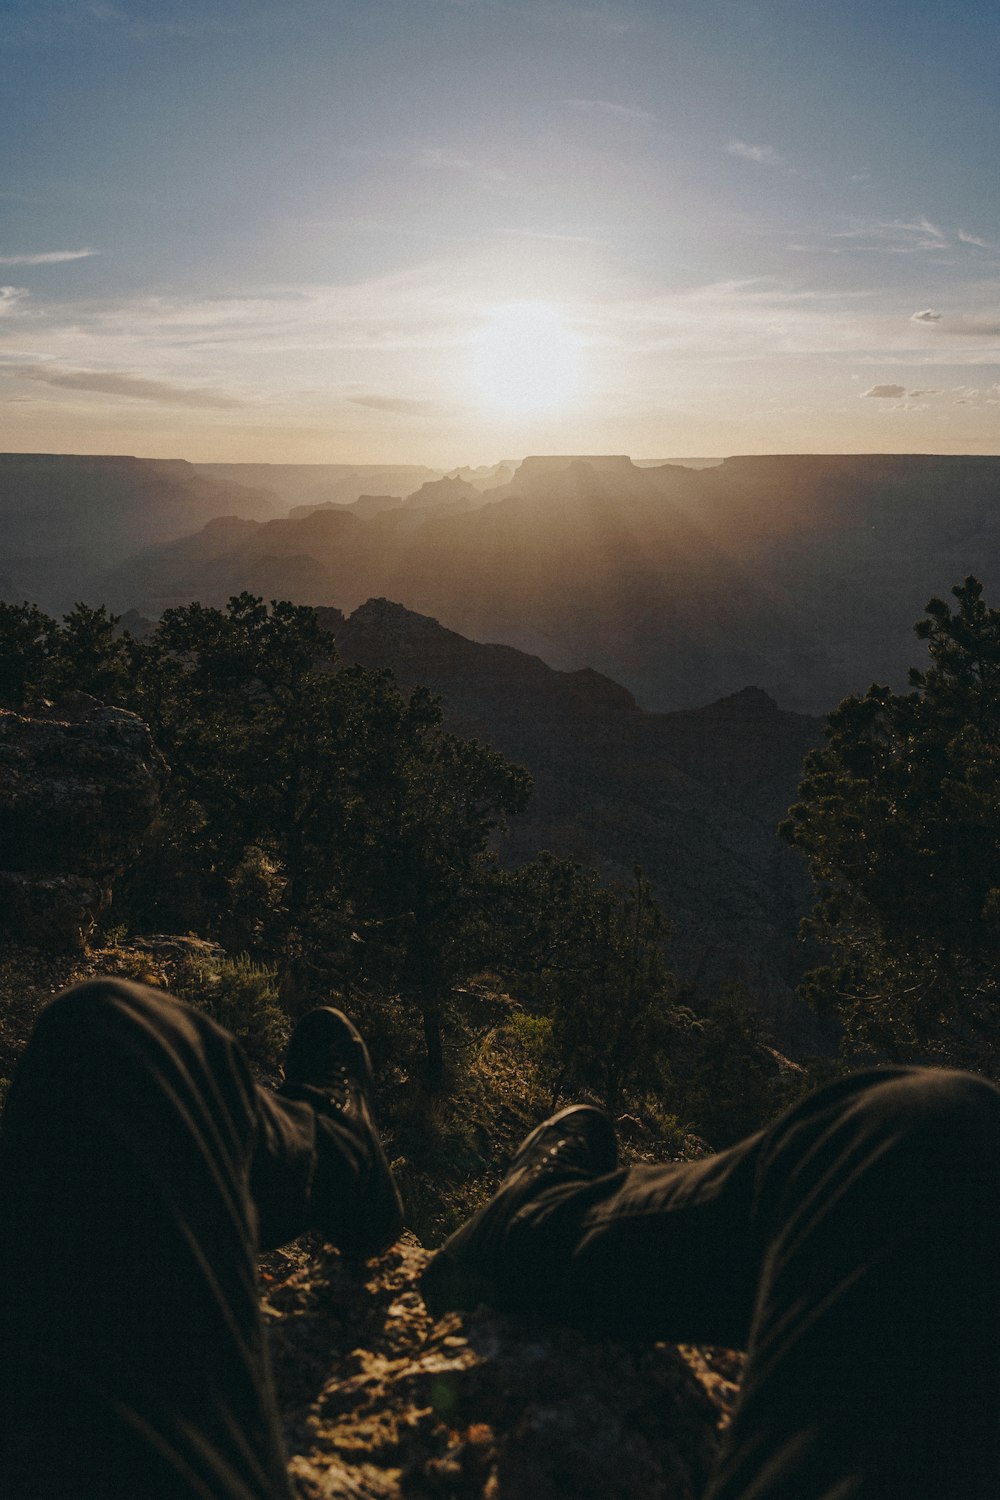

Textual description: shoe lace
[528,1135,575,1176]
[322,1057,352,1109]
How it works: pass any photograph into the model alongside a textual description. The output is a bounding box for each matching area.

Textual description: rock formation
[0,697,167,949]
[103,452,1000,714]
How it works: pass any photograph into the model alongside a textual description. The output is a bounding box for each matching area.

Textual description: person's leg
[423,1067,1000,1499]
[704,1068,1000,1500]
[0,977,295,1500]
[0,979,401,1500]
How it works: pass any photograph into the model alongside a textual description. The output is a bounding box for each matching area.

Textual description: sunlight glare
[471,302,580,415]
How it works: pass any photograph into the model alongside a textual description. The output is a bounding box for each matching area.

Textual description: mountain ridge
[89,452,1000,714]
[323,597,826,1051]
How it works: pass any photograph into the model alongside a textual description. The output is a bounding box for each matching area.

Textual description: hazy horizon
[3,1,998,464]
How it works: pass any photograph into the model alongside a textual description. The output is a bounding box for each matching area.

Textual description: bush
[175,955,290,1071]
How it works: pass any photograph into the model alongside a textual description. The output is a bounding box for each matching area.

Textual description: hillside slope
[327,599,825,1050]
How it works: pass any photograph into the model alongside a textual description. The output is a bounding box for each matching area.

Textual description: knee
[859,1068,1000,1157]
[33,977,165,1045]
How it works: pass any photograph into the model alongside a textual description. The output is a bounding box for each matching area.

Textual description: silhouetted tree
[0,602,57,709]
[48,603,132,703]
[781,576,1000,1073]
[124,593,531,1080]
[504,856,681,1111]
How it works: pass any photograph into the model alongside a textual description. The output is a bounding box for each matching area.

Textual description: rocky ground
[264,1236,740,1500]
[1,940,743,1497]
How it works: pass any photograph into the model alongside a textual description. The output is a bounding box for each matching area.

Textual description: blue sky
[2,0,998,461]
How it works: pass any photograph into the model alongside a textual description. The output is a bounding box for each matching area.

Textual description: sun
[471,302,580,415]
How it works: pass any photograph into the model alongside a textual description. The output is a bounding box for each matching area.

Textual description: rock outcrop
[0,697,167,949]
[264,1236,739,1499]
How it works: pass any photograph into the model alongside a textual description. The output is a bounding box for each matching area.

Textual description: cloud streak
[725,140,787,169]
[563,98,656,123]
[349,394,441,414]
[0,286,27,315]
[11,365,244,408]
[0,249,97,266]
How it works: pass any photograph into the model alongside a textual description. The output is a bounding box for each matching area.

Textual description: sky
[1,0,998,464]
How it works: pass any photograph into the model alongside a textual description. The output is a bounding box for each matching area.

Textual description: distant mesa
[705,686,781,716]
[349,494,402,519]
[6,451,1000,717]
[515,453,636,477]
[402,474,481,511]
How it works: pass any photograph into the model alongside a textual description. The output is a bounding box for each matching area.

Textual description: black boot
[280,1007,404,1259]
[421,1104,617,1316]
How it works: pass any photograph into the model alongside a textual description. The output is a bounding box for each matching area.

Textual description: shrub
[175,955,290,1071]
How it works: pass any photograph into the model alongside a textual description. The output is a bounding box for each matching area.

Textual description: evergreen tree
[781,577,1000,1072]
[504,856,681,1110]
[124,594,531,1079]
[0,602,57,709]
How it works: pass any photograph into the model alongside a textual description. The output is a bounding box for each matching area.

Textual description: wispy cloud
[910,310,1000,338]
[343,142,507,186]
[10,365,244,408]
[0,286,27,315]
[725,140,787,169]
[862,383,996,408]
[563,98,655,124]
[950,315,1000,338]
[833,217,951,253]
[414,146,479,172]
[1,253,997,438]
[349,394,441,414]
[957,229,994,249]
[500,226,610,247]
[0,248,98,266]
[862,384,907,398]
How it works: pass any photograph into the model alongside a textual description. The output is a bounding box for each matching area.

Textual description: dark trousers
[500,1066,1000,1499]
[3,981,1000,1499]
[0,978,368,1500]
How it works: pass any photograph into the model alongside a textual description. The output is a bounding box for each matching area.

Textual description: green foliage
[504,1011,556,1067]
[6,590,721,1117]
[119,594,531,1081]
[640,1105,690,1157]
[174,954,290,1069]
[0,601,135,710]
[48,603,133,702]
[782,576,1000,1073]
[668,985,796,1148]
[502,855,682,1111]
[0,601,57,709]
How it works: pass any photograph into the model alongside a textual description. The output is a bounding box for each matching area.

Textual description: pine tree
[781,577,1000,1073]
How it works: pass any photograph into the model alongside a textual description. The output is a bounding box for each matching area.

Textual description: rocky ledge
[264,1237,740,1500]
[0,696,167,949]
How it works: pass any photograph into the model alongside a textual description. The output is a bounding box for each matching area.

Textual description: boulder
[264,1237,738,1499]
[0,698,168,949]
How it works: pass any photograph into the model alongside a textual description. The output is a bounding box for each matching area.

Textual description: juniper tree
[781,576,1000,1073]
[502,855,682,1111]
[125,593,531,1080]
